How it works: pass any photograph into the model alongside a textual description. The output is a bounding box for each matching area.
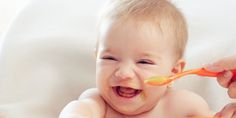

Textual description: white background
[0,0,235,116]
[0,0,30,34]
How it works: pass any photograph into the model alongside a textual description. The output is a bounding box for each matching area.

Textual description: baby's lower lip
[112,86,142,98]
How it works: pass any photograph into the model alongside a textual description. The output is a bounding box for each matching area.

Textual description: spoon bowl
[145,68,236,86]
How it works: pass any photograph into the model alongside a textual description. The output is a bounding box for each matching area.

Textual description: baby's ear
[172,59,185,74]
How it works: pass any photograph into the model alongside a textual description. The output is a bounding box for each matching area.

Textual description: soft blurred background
[0,0,235,118]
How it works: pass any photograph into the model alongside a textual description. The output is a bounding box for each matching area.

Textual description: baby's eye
[137,59,155,65]
[101,56,117,61]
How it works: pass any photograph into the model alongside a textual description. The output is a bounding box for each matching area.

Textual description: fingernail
[223,71,232,78]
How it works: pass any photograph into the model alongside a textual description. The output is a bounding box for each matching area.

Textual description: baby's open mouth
[112,86,142,98]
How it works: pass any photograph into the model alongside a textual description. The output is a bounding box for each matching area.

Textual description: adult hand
[214,103,236,118]
[204,55,236,98]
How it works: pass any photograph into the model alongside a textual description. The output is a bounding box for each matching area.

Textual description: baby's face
[96,19,178,115]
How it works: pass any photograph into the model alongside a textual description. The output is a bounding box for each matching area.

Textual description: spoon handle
[198,68,236,81]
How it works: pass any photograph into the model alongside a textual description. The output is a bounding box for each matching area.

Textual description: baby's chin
[113,105,144,116]
[112,103,155,116]
[107,87,155,116]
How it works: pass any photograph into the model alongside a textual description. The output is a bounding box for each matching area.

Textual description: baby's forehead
[99,18,177,46]
[96,0,186,63]
[108,18,176,42]
[99,21,177,49]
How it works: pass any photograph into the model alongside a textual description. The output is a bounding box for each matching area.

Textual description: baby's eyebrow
[140,52,152,57]
[140,52,160,58]
[139,53,162,61]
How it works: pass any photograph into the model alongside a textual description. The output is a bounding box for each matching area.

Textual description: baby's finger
[217,71,233,88]
[228,82,236,98]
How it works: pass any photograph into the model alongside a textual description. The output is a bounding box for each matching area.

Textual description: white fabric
[0,0,103,117]
[0,0,235,117]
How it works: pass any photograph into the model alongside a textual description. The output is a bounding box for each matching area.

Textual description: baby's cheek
[129,82,140,89]
[145,86,168,98]
[96,72,108,88]
[140,92,146,101]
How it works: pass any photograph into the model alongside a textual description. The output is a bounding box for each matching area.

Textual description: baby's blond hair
[97,0,188,59]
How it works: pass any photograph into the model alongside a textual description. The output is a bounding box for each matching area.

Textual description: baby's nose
[114,64,135,80]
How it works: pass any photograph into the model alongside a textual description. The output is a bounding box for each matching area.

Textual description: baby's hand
[214,103,236,118]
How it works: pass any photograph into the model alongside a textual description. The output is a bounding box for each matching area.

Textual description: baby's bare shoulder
[79,88,106,115]
[59,88,106,118]
[79,88,101,100]
[163,89,213,117]
[167,89,208,103]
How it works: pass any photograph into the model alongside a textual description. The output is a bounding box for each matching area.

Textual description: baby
[60,0,235,118]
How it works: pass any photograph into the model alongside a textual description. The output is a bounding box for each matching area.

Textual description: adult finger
[217,71,233,88]
[212,56,236,71]
[228,81,236,98]
[219,103,236,118]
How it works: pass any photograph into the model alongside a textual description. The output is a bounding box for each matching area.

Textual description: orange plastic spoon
[144,68,236,86]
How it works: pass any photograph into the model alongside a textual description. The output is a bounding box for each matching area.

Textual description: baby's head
[95,0,187,115]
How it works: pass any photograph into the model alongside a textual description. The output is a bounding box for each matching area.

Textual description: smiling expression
[96,19,180,115]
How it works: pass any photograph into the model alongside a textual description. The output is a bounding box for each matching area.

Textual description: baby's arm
[183,91,215,118]
[59,88,106,118]
[183,91,214,117]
